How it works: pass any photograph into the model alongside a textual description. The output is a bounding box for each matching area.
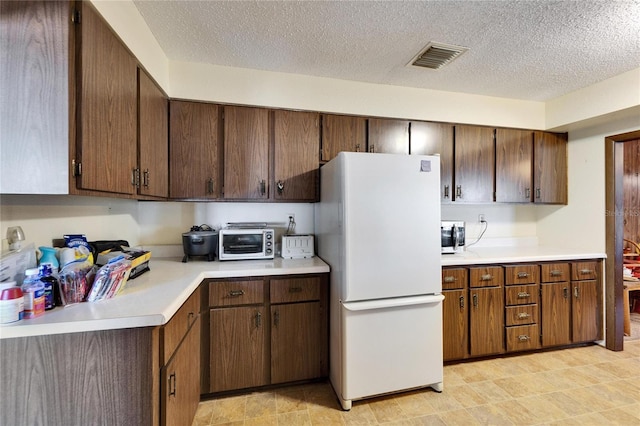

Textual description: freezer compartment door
[340,295,444,402]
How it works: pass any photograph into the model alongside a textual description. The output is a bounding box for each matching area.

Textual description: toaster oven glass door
[221,234,263,254]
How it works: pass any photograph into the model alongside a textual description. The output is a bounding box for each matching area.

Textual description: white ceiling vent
[409,42,469,70]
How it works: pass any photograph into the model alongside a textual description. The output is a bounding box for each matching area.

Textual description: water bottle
[22,268,45,319]
[39,264,58,311]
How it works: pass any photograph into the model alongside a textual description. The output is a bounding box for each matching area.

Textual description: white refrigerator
[315,152,443,410]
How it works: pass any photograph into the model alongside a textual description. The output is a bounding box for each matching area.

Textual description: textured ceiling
[132,0,640,101]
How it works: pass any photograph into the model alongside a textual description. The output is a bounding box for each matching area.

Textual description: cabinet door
[540,282,571,347]
[496,128,533,202]
[533,132,567,204]
[442,289,468,361]
[572,280,600,343]
[271,302,324,384]
[169,101,221,199]
[223,106,269,199]
[368,118,409,154]
[76,1,137,195]
[162,316,201,426]
[138,68,168,198]
[411,121,454,202]
[321,114,366,162]
[454,125,495,202]
[469,287,504,356]
[273,110,320,201]
[209,306,267,392]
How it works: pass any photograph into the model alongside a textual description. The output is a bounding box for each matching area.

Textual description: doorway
[604,130,640,351]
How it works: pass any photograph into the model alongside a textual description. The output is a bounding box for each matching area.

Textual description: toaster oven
[441,221,465,254]
[218,227,275,260]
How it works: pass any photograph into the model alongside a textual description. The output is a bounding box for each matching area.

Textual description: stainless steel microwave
[441,221,465,254]
[218,228,275,260]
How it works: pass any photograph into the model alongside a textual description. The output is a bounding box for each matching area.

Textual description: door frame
[604,130,640,351]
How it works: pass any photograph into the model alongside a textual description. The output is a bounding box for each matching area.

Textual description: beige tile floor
[193,341,640,425]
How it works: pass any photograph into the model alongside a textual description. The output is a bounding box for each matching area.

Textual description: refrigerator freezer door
[336,296,444,410]
[342,153,441,302]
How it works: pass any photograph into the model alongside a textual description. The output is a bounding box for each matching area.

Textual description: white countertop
[0,257,330,340]
[441,246,606,266]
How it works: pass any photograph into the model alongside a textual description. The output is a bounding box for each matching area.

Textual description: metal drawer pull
[443,276,456,283]
[517,312,530,319]
[168,373,176,396]
[288,286,303,293]
[574,287,580,298]
[472,294,478,307]
[517,292,531,298]
[550,270,563,277]
[255,311,262,328]
[518,335,530,342]
[517,272,529,278]
[228,290,245,297]
[579,269,594,275]
[480,274,493,281]
[563,287,569,299]
[459,296,465,309]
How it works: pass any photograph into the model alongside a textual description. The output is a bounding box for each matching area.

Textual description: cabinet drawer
[469,266,504,288]
[209,280,264,307]
[442,268,467,290]
[163,288,201,363]
[506,325,539,352]
[505,265,539,285]
[571,261,598,281]
[505,305,538,326]
[270,277,321,303]
[505,284,539,306]
[540,263,570,283]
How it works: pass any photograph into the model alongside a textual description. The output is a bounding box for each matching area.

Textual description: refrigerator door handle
[342,294,444,311]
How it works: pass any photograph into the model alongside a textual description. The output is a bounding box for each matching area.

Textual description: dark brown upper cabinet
[410,121,454,202]
[368,118,409,154]
[321,114,367,162]
[534,131,568,204]
[453,125,495,203]
[496,128,534,203]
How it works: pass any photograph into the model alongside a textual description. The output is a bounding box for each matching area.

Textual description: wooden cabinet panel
[623,139,640,243]
[209,280,264,307]
[572,280,600,343]
[442,289,468,361]
[506,305,538,326]
[534,132,568,204]
[541,282,571,347]
[76,1,137,195]
[571,261,598,281]
[505,284,539,306]
[271,302,324,384]
[368,118,409,154]
[540,263,570,283]
[169,101,221,199]
[453,125,495,202]
[411,121,455,202]
[223,105,270,200]
[162,289,200,364]
[469,266,504,288]
[469,287,504,356]
[209,306,267,392]
[505,264,539,285]
[162,316,201,426]
[321,114,366,161]
[496,128,533,202]
[138,68,168,198]
[273,110,319,201]
[442,267,468,290]
[270,277,321,303]
[506,324,539,352]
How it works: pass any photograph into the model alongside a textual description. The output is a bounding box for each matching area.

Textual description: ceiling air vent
[409,42,468,70]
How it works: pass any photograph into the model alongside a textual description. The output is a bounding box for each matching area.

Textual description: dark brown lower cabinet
[469,287,504,356]
[442,289,468,361]
[572,280,600,343]
[541,282,572,347]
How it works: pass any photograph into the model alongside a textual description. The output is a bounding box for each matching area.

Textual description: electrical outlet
[478,214,486,223]
[287,213,295,223]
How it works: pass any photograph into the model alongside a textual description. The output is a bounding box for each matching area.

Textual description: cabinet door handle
[207,178,214,195]
[443,276,456,283]
[480,274,493,281]
[369,144,375,153]
[574,287,579,299]
[536,188,541,199]
[472,294,478,307]
[444,185,450,199]
[355,143,361,152]
[518,335,530,342]
[459,296,465,309]
[517,292,531,298]
[456,185,462,198]
[228,290,245,297]
[143,169,150,188]
[276,180,285,194]
[525,188,531,199]
[288,286,303,293]
[259,180,266,196]
[550,270,563,277]
[517,312,530,319]
[563,287,569,299]
[132,168,140,188]
[579,269,594,275]
[255,311,262,328]
[517,272,529,278]
[168,373,176,396]
[273,310,279,327]
[187,312,194,324]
